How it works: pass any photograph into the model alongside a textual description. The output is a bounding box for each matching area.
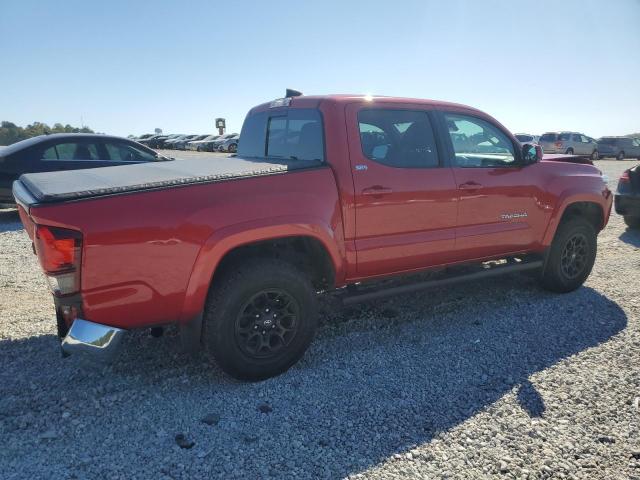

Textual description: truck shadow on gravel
[0,208,21,233]
[619,227,640,247]
[0,277,627,479]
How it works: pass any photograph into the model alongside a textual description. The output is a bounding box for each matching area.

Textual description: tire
[566,148,574,155]
[203,258,318,381]
[617,151,625,160]
[228,143,237,153]
[590,150,598,160]
[624,216,640,229]
[539,217,597,293]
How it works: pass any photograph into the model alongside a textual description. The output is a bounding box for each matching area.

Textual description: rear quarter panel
[27,167,345,329]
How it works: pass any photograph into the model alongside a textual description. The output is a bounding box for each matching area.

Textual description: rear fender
[178,216,345,324]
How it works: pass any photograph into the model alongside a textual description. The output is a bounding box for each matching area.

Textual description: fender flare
[541,190,607,246]
[178,215,345,324]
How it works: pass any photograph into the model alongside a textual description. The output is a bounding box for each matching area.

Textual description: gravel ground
[0,159,638,479]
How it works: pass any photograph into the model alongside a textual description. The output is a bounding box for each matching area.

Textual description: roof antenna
[285,88,303,98]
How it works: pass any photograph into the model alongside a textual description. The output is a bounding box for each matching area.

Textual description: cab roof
[248,94,484,115]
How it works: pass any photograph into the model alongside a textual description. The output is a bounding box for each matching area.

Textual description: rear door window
[540,133,557,142]
[357,109,439,168]
[559,133,572,141]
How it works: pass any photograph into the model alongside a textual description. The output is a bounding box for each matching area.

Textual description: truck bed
[14,156,322,205]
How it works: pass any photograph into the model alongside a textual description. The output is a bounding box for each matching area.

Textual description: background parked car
[137,134,166,146]
[134,133,154,142]
[163,135,190,149]
[0,133,169,204]
[187,135,220,151]
[614,163,640,228]
[597,137,640,160]
[218,135,240,153]
[514,133,540,144]
[153,134,184,149]
[175,134,208,150]
[210,133,239,152]
[539,132,599,159]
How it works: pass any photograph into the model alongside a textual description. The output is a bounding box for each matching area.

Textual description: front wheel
[203,259,318,381]
[539,217,597,293]
[591,150,598,160]
[566,148,574,155]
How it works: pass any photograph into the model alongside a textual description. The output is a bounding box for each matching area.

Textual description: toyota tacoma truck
[13,91,612,381]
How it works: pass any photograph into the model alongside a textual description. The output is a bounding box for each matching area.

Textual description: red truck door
[345,104,459,278]
[438,111,546,259]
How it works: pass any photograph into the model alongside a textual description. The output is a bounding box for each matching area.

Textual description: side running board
[341,259,544,306]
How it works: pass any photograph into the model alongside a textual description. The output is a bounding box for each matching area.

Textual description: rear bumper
[615,194,640,216]
[61,319,126,362]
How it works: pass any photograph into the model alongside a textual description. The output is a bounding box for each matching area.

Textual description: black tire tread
[540,217,597,293]
[203,258,318,381]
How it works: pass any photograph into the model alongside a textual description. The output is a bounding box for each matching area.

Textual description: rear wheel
[203,259,318,381]
[228,143,237,153]
[566,148,574,155]
[540,217,597,293]
[617,151,625,160]
[590,150,598,160]
[624,216,640,229]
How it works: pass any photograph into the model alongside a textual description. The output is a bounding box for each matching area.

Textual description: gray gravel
[0,159,639,479]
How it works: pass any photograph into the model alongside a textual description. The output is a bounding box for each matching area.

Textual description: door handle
[458,181,483,190]
[362,186,393,196]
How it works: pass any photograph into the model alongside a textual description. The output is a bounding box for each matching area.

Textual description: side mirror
[522,143,542,164]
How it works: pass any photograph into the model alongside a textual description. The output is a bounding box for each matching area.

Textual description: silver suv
[597,137,640,160]
[539,132,599,159]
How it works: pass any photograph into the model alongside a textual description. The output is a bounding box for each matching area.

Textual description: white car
[514,133,540,144]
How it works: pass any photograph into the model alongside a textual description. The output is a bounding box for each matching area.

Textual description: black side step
[341,259,543,306]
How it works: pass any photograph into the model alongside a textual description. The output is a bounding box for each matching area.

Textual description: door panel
[440,111,545,260]
[452,166,547,258]
[346,104,459,277]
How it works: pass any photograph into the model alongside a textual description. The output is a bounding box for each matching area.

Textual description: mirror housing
[522,143,543,165]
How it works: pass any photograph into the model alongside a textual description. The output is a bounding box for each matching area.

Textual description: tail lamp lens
[34,225,82,296]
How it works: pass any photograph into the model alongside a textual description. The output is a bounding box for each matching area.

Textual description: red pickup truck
[13,92,612,380]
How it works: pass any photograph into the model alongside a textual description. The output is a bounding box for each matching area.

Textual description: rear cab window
[238,108,324,163]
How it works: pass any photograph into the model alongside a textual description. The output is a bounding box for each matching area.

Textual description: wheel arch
[178,218,345,324]
[542,197,606,246]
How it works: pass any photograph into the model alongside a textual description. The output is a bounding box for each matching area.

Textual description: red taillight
[619,170,630,183]
[34,225,82,296]
[555,141,562,148]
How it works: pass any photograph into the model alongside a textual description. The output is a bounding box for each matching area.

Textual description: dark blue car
[0,133,170,204]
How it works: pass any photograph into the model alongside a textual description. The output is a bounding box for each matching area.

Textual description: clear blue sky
[1,0,639,138]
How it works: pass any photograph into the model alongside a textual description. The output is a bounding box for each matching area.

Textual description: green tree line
[0,121,94,146]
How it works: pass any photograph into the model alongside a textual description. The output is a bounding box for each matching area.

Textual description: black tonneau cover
[16,156,321,204]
